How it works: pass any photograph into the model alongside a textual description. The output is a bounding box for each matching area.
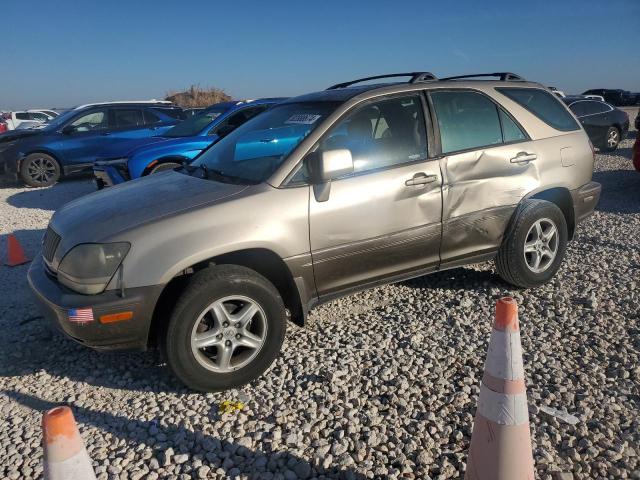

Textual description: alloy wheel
[190,295,267,373]
[523,218,559,273]
[607,129,619,148]
[27,157,57,185]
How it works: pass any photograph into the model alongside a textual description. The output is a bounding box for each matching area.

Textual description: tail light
[0,122,7,134]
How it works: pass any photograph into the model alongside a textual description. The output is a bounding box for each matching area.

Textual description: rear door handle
[405,173,438,186]
[510,152,537,163]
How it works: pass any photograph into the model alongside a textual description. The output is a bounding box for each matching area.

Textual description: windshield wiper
[181,163,251,184]
[205,167,253,184]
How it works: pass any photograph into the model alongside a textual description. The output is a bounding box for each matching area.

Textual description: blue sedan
[93,98,285,188]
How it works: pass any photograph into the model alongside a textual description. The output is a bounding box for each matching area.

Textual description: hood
[95,136,169,159]
[50,170,249,247]
[131,136,214,157]
[0,129,42,143]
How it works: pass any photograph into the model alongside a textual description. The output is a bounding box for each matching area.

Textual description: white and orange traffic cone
[465,297,535,480]
[42,406,96,480]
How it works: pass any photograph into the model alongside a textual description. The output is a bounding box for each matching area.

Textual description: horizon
[2,0,638,110]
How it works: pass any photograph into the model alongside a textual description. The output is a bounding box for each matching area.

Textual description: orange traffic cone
[42,406,96,480]
[465,297,535,480]
[4,234,30,266]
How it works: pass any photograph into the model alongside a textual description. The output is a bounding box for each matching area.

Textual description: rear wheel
[496,200,567,288]
[164,265,286,392]
[19,153,61,187]
[601,126,620,152]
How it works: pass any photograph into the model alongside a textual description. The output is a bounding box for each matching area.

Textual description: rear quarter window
[497,87,579,132]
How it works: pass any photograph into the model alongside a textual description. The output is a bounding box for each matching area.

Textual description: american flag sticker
[68,308,94,324]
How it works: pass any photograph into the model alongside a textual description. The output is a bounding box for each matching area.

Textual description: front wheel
[164,265,286,392]
[496,200,568,288]
[19,153,61,187]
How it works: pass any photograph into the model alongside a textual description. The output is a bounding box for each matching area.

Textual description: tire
[164,264,286,392]
[496,200,568,288]
[601,126,620,152]
[19,153,61,187]
[148,161,182,175]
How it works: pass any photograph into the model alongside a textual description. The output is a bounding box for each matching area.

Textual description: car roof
[283,79,545,105]
[73,101,179,110]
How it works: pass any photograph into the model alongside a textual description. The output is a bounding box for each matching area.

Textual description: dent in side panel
[439,144,541,261]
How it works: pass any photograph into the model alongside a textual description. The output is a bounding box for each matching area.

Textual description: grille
[42,227,61,263]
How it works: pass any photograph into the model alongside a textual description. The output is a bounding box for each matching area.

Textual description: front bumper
[571,181,602,224]
[93,159,129,188]
[27,256,163,351]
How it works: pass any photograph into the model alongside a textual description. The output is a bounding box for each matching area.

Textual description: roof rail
[74,100,174,110]
[327,72,437,90]
[440,72,525,82]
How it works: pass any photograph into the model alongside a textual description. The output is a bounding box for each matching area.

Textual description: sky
[1,0,638,109]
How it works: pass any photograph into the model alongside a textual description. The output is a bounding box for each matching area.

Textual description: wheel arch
[146,247,304,349]
[523,187,575,239]
[141,155,188,176]
[18,149,62,173]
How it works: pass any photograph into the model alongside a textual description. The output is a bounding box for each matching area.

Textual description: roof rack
[439,72,525,82]
[327,72,437,90]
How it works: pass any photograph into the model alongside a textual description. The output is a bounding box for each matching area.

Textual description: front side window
[70,110,109,132]
[431,91,503,153]
[190,101,339,184]
[497,87,579,132]
[315,95,428,174]
[163,107,229,138]
[568,102,587,117]
[582,101,611,115]
[30,112,49,122]
[209,106,270,136]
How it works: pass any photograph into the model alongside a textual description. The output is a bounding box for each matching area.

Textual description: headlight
[58,243,130,294]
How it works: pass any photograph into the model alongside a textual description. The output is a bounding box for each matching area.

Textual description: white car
[1,111,51,130]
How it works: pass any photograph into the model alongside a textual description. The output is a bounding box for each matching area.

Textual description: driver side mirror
[61,125,76,135]
[307,149,354,202]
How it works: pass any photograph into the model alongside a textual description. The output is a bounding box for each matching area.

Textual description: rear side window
[497,87,579,131]
[431,91,502,153]
[499,110,527,142]
[15,112,30,120]
[114,109,144,128]
[144,110,161,124]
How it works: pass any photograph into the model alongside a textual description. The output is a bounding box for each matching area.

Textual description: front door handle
[510,152,537,163]
[405,172,438,186]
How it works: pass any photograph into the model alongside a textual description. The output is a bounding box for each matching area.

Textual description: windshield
[190,102,339,184]
[43,109,79,131]
[163,107,228,138]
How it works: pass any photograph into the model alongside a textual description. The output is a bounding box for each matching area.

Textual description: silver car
[28,72,601,392]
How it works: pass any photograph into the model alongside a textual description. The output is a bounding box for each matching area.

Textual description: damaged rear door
[428,89,540,267]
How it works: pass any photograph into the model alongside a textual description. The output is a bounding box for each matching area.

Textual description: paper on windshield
[284,114,322,125]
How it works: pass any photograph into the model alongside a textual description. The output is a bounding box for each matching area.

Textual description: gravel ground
[0,110,638,480]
